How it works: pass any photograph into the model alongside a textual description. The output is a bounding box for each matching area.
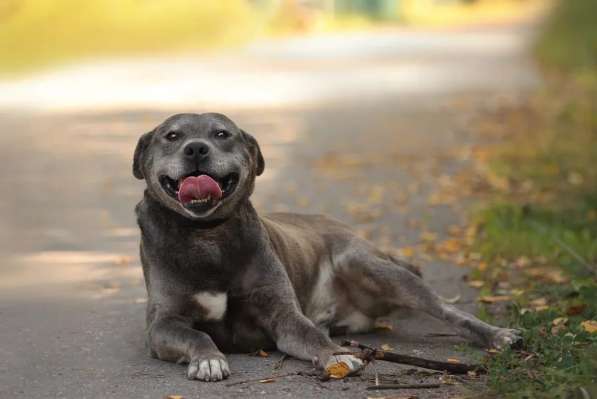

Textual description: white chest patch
[193,292,227,321]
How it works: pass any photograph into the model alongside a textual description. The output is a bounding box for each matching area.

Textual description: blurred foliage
[0,0,262,74]
[469,0,597,396]
[400,0,546,26]
[0,0,548,75]
[535,0,597,73]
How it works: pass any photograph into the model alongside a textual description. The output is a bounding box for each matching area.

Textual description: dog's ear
[241,130,265,176]
[132,130,154,180]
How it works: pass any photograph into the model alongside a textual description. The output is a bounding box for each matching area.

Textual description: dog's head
[133,113,264,221]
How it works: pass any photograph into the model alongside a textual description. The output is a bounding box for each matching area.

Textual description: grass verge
[468,0,597,397]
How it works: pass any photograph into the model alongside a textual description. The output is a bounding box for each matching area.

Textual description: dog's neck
[140,190,262,239]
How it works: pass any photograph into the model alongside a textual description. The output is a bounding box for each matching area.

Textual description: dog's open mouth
[159,172,239,211]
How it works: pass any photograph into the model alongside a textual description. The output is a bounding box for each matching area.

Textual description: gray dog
[133,113,520,382]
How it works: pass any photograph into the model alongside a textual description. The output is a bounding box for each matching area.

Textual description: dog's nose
[183,141,210,160]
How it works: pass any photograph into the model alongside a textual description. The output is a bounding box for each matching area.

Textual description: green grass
[535,0,597,73]
[470,0,597,397]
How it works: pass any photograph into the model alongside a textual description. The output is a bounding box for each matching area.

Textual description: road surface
[0,20,539,399]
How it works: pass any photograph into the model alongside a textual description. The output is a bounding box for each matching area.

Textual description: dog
[132,113,520,382]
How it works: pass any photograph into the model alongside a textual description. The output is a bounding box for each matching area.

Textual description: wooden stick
[366,383,441,390]
[342,340,486,375]
[225,372,296,387]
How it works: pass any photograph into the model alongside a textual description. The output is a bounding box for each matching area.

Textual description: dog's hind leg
[334,244,521,349]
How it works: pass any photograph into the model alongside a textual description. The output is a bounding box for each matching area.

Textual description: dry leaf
[166,395,184,399]
[399,246,415,257]
[566,304,587,316]
[479,295,512,303]
[374,319,394,331]
[436,238,462,254]
[468,280,484,288]
[525,267,568,283]
[259,378,275,384]
[530,298,548,308]
[380,343,394,351]
[326,361,351,379]
[580,320,597,334]
[257,349,269,357]
[447,358,461,364]
[419,231,437,242]
[551,317,568,335]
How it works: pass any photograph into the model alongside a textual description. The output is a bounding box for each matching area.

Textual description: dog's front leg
[249,261,363,375]
[147,312,230,381]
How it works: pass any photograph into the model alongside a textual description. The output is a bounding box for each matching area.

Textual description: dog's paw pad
[491,328,522,350]
[187,358,230,381]
[325,354,364,379]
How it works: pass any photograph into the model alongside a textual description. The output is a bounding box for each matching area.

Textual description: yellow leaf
[468,280,484,288]
[166,396,184,399]
[257,349,269,358]
[479,295,512,303]
[326,361,351,379]
[374,319,394,331]
[399,246,415,257]
[420,231,437,242]
[530,297,548,308]
[259,378,275,383]
[447,358,461,364]
[581,320,597,334]
[380,343,394,351]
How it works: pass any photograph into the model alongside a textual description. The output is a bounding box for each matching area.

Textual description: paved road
[0,20,539,399]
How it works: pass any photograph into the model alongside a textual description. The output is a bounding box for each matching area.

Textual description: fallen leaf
[468,280,484,288]
[419,231,437,242]
[257,349,269,358]
[374,319,394,331]
[259,378,275,383]
[479,295,512,303]
[326,361,351,379]
[447,358,461,364]
[514,256,531,268]
[530,298,548,309]
[399,246,415,257]
[551,317,568,335]
[436,238,462,254]
[581,320,597,334]
[566,304,587,316]
[525,267,568,283]
[166,395,184,399]
[380,343,394,351]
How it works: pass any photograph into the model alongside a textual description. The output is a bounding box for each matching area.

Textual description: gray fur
[133,113,520,381]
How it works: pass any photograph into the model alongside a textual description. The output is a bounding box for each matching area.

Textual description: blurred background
[1,1,595,398]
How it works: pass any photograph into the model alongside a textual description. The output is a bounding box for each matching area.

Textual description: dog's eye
[215,130,230,139]
[165,131,180,141]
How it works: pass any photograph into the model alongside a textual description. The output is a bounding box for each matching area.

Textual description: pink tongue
[178,175,223,205]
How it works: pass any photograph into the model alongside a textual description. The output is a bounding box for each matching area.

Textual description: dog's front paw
[322,353,364,379]
[187,356,230,382]
[490,328,523,350]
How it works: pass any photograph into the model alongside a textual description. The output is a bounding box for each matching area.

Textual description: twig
[225,372,297,387]
[366,383,441,390]
[342,340,486,375]
[424,333,460,338]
